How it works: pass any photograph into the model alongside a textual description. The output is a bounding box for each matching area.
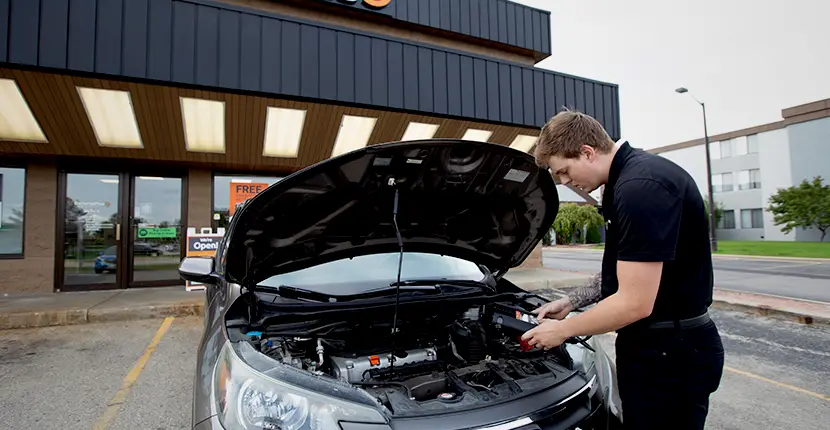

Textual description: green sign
[136,227,178,239]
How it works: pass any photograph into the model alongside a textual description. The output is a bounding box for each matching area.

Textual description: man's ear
[581,144,596,161]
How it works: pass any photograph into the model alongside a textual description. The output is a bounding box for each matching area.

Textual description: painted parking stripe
[92,317,175,430]
[724,366,830,401]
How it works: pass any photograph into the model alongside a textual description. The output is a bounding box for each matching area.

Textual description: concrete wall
[0,164,57,294]
[757,128,794,241]
[787,117,830,242]
[717,227,765,241]
[659,144,708,197]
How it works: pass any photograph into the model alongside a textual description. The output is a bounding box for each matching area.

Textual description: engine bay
[229,292,580,415]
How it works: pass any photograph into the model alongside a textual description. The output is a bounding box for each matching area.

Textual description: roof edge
[649,97,830,154]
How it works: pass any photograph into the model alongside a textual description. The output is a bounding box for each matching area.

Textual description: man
[522,110,725,429]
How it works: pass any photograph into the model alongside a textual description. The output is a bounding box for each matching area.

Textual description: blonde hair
[533,110,614,168]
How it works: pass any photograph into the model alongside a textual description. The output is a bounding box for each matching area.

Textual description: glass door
[129,175,184,287]
[62,173,124,290]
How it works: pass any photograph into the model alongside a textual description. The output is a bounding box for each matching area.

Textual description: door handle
[116,223,121,241]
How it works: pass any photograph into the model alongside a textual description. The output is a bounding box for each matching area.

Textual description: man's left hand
[521,319,570,350]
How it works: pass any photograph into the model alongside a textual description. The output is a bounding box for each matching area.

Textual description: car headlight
[213,341,387,430]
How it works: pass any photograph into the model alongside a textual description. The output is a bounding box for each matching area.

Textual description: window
[0,167,26,256]
[709,141,722,160]
[749,169,761,189]
[712,172,733,193]
[212,174,284,230]
[258,252,485,295]
[718,210,736,229]
[720,140,732,158]
[734,136,748,156]
[738,169,761,190]
[741,209,764,229]
[747,134,760,153]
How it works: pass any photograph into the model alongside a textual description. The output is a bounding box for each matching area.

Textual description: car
[179,139,623,430]
[94,243,162,273]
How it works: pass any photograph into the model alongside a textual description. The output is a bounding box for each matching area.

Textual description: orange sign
[229,182,269,216]
[363,0,391,8]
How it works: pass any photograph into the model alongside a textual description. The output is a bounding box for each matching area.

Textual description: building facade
[650,98,830,242]
[0,0,620,294]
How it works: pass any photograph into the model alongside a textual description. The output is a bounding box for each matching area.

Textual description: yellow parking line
[725,366,830,401]
[92,317,175,430]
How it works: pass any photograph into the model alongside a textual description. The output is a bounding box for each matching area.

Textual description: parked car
[94,243,162,273]
[180,139,623,430]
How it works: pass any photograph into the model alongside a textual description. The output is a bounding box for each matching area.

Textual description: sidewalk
[1,269,828,330]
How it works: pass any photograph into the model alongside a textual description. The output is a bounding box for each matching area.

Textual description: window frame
[747,134,760,154]
[0,162,27,259]
[719,209,736,229]
[740,208,764,229]
[749,168,761,189]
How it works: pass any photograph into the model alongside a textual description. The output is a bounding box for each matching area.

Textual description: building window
[734,136,748,156]
[709,141,722,160]
[741,208,764,229]
[749,169,761,189]
[719,210,736,229]
[719,139,732,158]
[712,172,733,193]
[747,134,759,153]
[212,174,283,230]
[0,167,26,256]
[739,169,762,190]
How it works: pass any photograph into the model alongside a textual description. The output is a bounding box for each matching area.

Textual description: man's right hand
[533,297,575,320]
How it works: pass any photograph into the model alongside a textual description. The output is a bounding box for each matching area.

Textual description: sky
[513,0,829,150]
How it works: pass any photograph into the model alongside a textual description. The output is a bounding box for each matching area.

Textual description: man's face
[546,146,605,193]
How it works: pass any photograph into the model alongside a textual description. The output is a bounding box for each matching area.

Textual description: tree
[550,203,604,245]
[767,176,830,241]
[703,196,725,229]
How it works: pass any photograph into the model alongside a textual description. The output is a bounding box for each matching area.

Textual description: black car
[179,139,623,430]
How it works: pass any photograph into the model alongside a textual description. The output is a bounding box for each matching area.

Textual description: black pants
[615,319,725,430]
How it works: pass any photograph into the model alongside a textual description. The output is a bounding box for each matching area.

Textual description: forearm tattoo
[567,272,603,309]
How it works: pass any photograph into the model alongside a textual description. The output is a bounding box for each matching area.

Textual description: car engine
[249,297,578,414]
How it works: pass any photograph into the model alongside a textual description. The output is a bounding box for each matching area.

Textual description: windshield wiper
[391,279,493,290]
[271,284,441,303]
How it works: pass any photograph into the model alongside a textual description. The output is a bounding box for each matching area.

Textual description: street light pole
[676,87,718,253]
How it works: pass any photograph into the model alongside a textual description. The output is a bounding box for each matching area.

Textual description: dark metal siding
[0,0,618,137]
[316,0,551,56]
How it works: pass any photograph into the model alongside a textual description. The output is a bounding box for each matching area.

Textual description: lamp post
[676,87,718,253]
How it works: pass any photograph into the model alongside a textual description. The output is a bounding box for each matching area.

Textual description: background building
[649,98,830,242]
[0,0,620,294]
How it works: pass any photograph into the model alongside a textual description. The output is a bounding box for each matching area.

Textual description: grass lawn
[714,241,830,258]
[582,241,829,258]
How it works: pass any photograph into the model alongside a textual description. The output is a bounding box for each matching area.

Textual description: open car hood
[223,139,559,286]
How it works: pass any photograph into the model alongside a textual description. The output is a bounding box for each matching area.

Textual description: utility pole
[676,87,718,253]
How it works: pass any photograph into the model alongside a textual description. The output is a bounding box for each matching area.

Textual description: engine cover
[330,347,437,383]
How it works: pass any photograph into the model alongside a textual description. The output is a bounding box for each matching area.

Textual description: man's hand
[532,297,574,320]
[521,319,570,350]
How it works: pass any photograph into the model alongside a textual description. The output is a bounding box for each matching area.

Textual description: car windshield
[258,252,487,296]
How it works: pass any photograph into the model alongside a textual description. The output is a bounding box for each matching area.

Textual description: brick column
[0,163,57,294]
[187,169,213,231]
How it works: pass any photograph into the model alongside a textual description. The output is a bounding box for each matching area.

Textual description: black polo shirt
[601,142,714,332]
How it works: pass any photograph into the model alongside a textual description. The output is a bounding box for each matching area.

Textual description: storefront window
[212,175,283,230]
[0,167,26,256]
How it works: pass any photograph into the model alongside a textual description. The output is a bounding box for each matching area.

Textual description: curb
[0,303,205,330]
[709,298,830,327]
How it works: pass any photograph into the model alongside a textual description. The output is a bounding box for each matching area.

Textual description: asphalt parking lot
[1,310,828,429]
[543,248,830,303]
